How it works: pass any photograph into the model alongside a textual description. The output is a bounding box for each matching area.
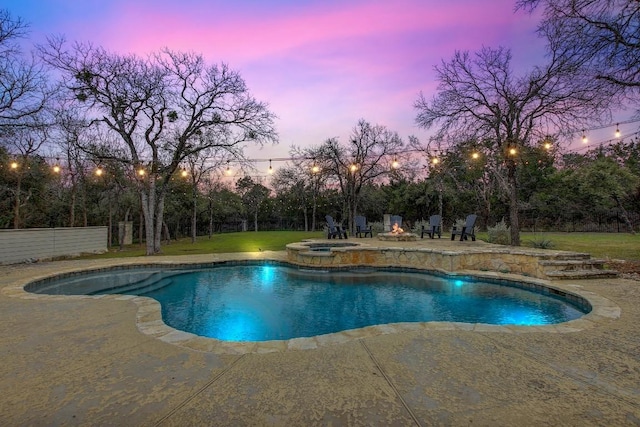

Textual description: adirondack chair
[421,214,442,239]
[451,214,477,241]
[325,215,347,239]
[355,215,373,238]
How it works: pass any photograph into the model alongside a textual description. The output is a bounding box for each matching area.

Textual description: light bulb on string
[268,159,274,174]
[95,166,103,177]
[391,156,399,169]
[181,169,188,178]
[349,163,358,173]
[582,130,588,144]
[225,161,232,176]
[471,152,480,160]
[10,161,18,170]
[615,124,621,138]
[311,161,320,174]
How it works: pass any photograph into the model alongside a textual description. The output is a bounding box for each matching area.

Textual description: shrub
[412,219,429,234]
[530,238,555,249]
[487,219,511,245]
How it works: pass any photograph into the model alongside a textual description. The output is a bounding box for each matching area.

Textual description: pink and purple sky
[7,0,590,167]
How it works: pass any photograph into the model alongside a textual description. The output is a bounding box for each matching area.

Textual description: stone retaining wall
[286,243,548,279]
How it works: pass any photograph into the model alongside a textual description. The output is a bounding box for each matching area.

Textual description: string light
[5,119,639,181]
[311,160,320,174]
[52,157,61,173]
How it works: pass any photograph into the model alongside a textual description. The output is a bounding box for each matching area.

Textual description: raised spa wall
[286,241,589,280]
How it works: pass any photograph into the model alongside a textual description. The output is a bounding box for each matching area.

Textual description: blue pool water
[29,264,589,341]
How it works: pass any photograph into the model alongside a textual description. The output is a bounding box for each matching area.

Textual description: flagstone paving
[0,240,638,425]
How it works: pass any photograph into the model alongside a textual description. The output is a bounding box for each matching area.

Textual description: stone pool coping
[1,249,621,355]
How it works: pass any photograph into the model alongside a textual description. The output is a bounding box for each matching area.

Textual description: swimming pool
[26,262,590,342]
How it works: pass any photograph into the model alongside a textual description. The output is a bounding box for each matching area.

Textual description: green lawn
[88,231,326,258]
[474,231,640,260]
[85,230,639,261]
[519,232,640,261]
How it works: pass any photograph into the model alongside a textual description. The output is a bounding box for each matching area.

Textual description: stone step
[539,259,608,271]
[537,253,591,261]
[545,269,619,280]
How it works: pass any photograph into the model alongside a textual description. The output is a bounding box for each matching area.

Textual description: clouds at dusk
[6,0,548,160]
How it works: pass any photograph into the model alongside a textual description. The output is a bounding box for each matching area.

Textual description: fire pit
[377,232,418,241]
[377,222,418,241]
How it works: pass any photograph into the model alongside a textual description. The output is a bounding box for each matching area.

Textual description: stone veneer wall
[286,246,548,279]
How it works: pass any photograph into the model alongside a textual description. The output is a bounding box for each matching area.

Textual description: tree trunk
[118,207,130,251]
[347,187,358,234]
[507,163,521,246]
[140,191,154,255]
[13,173,21,229]
[254,210,258,232]
[437,186,443,222]
[614,196,636,234]
[208,198,213,239]
[69,185,76,227]
[81,183,88,227]
[311,191,317,232]
[139,209,144,247]
[191,188,197,243]
[350,203,357,235]
[154,194,165,253]
[140,177,166,255]
[162,221,171,244]
[303,206,308,231]
[107,199,112,249]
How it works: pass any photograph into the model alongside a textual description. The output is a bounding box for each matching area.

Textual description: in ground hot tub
[303,242,360,252]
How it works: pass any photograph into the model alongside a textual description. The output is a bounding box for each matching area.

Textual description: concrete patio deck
[0,238,639,425]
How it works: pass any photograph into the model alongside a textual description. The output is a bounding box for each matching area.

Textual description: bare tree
[39,40,277,254]
[236,175,270,232]
[517,0,640,100]
[0,9,50,133]
[271,165,311,231]
[183,147,233,243]
[317,119,404,233]
[275,147,327,231]
[414,46,613,245]
[4,125,48,228]
[0,9,55,229]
